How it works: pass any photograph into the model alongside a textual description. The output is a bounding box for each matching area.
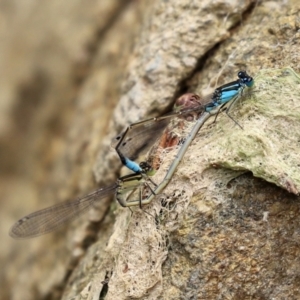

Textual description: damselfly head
[139,161,153,173]
[238,71,254,87]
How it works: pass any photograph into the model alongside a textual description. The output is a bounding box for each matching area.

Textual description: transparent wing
[113,117,171,161]
[112,94,208,161]
[9,184,117,239]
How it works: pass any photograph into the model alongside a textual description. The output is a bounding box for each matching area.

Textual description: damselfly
[113,71,254,174]
[9,72,254,238]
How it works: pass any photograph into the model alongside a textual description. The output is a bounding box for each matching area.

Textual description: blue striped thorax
[205,71,254,112]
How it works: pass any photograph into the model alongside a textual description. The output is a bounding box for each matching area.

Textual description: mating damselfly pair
[9,71,254,239]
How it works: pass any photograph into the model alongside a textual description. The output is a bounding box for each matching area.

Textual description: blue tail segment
[123,157,143,173]
[118,150,153,175]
